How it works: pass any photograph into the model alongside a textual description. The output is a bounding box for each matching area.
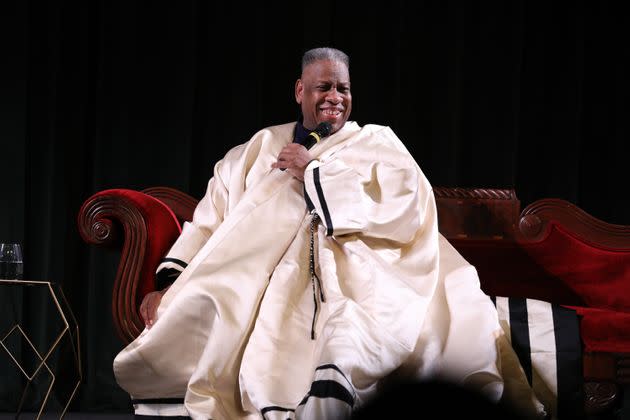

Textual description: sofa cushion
[520,222,630,313]
[567,306,630,353]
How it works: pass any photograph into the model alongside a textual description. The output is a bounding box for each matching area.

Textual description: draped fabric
[113,122,545,419]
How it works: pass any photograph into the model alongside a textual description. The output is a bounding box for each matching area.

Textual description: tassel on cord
[309,212,325,339]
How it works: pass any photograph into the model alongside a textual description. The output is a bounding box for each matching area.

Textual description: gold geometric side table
[0,280,82,419]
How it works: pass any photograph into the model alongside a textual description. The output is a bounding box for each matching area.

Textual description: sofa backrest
[434,187,630,313]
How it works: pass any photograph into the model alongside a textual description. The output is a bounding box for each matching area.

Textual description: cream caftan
[113,121,544,419]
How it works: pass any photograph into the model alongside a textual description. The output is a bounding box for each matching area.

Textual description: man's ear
[295,79,303,104]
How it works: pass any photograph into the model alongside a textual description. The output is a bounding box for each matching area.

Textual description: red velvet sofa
[77,186,630,419]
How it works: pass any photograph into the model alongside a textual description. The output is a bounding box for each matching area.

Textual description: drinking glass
[0,243,24,279]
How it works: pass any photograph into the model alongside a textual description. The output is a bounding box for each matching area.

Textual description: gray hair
[301,47,350,72]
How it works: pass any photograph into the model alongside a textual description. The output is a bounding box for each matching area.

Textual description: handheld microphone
[302,121,332,150]
[280,122,332,171]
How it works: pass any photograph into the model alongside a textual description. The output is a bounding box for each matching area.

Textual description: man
[114,47,544,420]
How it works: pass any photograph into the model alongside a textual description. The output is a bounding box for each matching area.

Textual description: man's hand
[271,143,313,181]
[140,287,169,329]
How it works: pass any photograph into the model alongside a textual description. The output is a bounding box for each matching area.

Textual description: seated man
[113,47,544,420]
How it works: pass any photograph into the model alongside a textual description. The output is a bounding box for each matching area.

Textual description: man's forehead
[302,61,349,82]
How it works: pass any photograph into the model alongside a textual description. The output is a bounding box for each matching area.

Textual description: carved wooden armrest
[518,198,630,248]
[77,188,198,344]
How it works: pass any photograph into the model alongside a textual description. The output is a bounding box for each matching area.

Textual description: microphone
[280,122,332,171]
[302,121,332,150]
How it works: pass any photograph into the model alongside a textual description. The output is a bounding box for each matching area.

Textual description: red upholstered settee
[77,186,630,418]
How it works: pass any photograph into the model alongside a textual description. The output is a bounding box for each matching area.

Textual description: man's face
[295,59,352,134]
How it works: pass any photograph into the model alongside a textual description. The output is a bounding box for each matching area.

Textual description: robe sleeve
[303,129,427,243]
[154,157,231,284]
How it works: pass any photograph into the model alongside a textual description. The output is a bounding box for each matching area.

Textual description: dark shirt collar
[294,122,310,145]
[293,116,311,146]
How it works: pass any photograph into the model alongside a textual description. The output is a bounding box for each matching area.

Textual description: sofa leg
[585,382,618,417]
[618,385,630,420]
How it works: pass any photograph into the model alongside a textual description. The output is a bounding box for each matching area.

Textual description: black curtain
[1,0,628,414]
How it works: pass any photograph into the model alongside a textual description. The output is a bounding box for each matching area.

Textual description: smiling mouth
[321,109,341,117]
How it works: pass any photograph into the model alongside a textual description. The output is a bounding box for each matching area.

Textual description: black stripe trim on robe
[155,267,183,290]
[156,258,188,289]
[314,363,355,392]
[260,405,295,417]
[297,380,355,407]
[508,297,533,384]
[298,364,355,407]
[313,167,333,236]
[551,303,584,419]
[160,257,188,269]
[315,363,354,390]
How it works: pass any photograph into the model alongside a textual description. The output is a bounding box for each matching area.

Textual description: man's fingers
[143,300,151,327]
[272,157,290,170]
[147,296,156,327]
[142,305,150,328]
[140,293,159,329]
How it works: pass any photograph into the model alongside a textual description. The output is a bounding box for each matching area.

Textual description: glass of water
[0,243,24,279]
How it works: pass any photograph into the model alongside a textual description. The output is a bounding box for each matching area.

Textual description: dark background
[1,0,628,414]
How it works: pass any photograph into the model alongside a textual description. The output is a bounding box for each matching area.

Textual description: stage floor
[0,414,134,419]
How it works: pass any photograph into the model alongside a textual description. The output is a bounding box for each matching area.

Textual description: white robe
[113,121,545,419]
